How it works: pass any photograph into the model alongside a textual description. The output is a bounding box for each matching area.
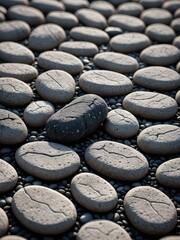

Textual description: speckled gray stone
[124,186,177,235]
[79,70,133,96]
[61,0,89,12]
[140,44,180,66]
[0,208,8,237]
[0,63,38,82]
[35,70,76,104]
[94,52,139,73]
[105,109,139,139]
[117,2,144,16]
[29,23,66,52]
[0,41,35,64]
[70,26,109,45]
[133,66,180,91]
[175,90,180,105]
[90,1,115,18]
[0,109,28,145]
[0,20,31,42]
[12,186,77,235]
[23,101,55,128]
[71,173,118,212]
[137,124,180,155]
[0,159,18,193]
[30,0,65,14]
[85,140,149,181]
[37,51,84,75]
[156,158,180,188]
[46,94,108,143]
[15,141,80,180]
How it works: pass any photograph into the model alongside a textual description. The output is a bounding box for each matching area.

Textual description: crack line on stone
[20,151,72,158]
[85,227,118,236]
[78,182,107,197]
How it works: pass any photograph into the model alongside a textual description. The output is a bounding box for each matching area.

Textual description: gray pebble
[30,0,65,14]
[163,0,180,13]
[80,213,93,224]
[140,0,163,8]
[173,36,180,49]
[0,0,28,8]
[61,0,89,12]
[0,208,9,237]
[171,18,180,32]
[90,1,115,18]
[105,26,122,37]
[117,2,144,17]
[175,90,180,105]
[0,236,27,240]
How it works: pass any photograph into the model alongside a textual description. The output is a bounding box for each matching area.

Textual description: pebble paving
[0,0,180,239]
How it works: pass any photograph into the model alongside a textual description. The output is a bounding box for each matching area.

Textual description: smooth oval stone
[140,44,180,66]
[0,0,28,8]
[173,36,180,49]
[176,61,180,73]
[0,77,33,107]
[76,8,107,29]
[105,109,139,139]
[105,26,123,37]
[0,12,5,22]
[0,159,18,193]
[123,91,178,120]
[38,51,83,75]
[124,186,177,235]
[171,18,180,32]
[174,8,180,18]
[7,5,45,27]
[117,2,144,17]
[29,23,66,52]
[85,140,149,181]
[12,186,77,235]
[0,20,31,42]
[76,220,132,240]
[23,101,55,128]
[0,208,8,237]
[59,41,98,57]
[61,0,89,12]
[108,14,145,32]
[137,124,180,155]
[79,70,133,96]
[156,158,180,188]
[0,41,35,64]
[71,173,118,212]
[0,63,38,82]
[140,0,164,8]
[90,1,115,18]
[30,0,65,14]
[94,52,139,73]
[163,0,180,13]
[140,8,173,25]
[110,32,151,53]
[0,236,27,240]
[46,11,78,29]
[35,70,76,104]
[133,66,180,91]
[0,109,28,145]
[145,23,176,43]
[46,94,108,143]
[15,141,80,180]
[175,90,180,105]
[70,26,109,45]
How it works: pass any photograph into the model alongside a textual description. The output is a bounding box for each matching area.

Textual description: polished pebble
[163,0,180,13]
[61,0,89,12]
[117,2,144,17]
[30,0,65,14]
[173,36,180,49]
[140,0,164,8]
[0,208,9,237]
[89,1,115,18]
[175,90,180,105]
[171,18,180,32]
[0,0,28,8]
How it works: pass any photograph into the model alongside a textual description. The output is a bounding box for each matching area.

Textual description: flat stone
[0,41,35,64]
[29,23,66,52]
[76,220,132,240]
[105,109,139,139]
[145,23,176,43]
[124,186,177,235]
[117,2,144,17]
[0,236,27,240]
[79,70,133,96]
[30,0,65,14]
[175,90,180,105]
[94,52,139,73]
[110,32,151,53]
[140,44,180,66]
[140,0,164,8]
[70,26,109,45]
[46,94,108,143]
[123,91,178,120]
[15,141,80,181]
[173,36,180,49]
[61,0,89,12]
[85,140,149,181]
[133,66,180,91]
[156,158,180,188]
[171,18,180,32]
[35,70,76,104]
[0,109,28,145]
[12,186,77,235]
[7,5,45,27]
[90,1,115,18]
[46,11,78,29]
[75,8,107,29]
[59,41,98,57]
[0,63,38,82]
[163,0,180,13]
[0,159,18,193]
[23,101,55,128]
[0,0,28,8]
[0,20,31,42]
[108,14,145,32]
[71,173,118,212]
[0,77,33,107]
[37,51,84,75]
[137,124,180,155]
[0,208,8,237]
[140,8,172,25]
